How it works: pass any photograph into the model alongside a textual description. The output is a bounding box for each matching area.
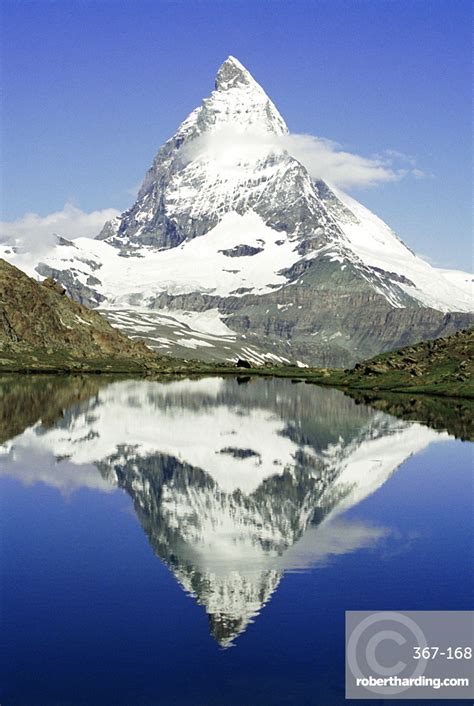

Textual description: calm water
[0,376,472,706]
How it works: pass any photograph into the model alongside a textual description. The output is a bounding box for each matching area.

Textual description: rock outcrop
[0,258,157,371]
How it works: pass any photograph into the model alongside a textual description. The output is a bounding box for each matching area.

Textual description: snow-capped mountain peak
[210,55,288,135]
[4,56,471,366]
[93,56,293,253]
[215,55,259,91]
[151,55,287,160]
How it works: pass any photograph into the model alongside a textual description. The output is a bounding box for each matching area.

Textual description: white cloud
[275,518,389,571]
[182,128,424,189]
[0,203,120,255]
[382,148,417,166]
[283,134,401,188]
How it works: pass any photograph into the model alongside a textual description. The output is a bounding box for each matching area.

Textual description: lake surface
[1,376,472,706]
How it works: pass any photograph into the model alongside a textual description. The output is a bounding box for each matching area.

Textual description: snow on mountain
[322,185,473,312]
[2,56,472,365]
[323,421,444,514]
[72,211,300,300]
[438,268,473,293]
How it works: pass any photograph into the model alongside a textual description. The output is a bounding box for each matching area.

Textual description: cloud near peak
[1,131,425,255]
[182,128,422,189]
[284,134,400,188]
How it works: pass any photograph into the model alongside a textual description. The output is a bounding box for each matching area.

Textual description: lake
[0,375,472,706]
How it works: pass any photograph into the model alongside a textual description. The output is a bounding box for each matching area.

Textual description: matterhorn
[14,57,472,365]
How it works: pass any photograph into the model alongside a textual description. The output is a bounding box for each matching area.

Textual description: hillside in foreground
[209,328,473,399]
[271,328,473,398]
[0,259,160,372]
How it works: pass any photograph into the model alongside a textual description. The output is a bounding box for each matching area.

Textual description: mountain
[1,376,450,646]
[4,57,472,366]
[0,258,158,372]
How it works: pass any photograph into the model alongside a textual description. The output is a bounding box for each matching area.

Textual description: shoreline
[0,364,472,400]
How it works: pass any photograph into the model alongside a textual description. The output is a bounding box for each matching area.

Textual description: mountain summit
[8,57,472,366]
[215,55,264,91]
[96,56,291,251]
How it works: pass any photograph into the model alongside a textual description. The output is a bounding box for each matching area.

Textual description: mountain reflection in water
[0,375,451,647]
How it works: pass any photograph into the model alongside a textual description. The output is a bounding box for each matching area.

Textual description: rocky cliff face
[0,258,156,369]
[4,57,472,366]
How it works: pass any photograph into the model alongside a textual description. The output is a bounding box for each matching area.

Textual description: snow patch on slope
[330,186,473,312]
[438,269,473,295]
[13,211,299,306]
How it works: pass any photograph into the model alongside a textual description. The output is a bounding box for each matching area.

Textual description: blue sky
[1,0,472,268]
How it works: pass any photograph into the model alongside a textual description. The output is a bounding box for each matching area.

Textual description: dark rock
[42,277,66,295]
[218,447,260,460]
[0,308,20,342]
[219,245,264,257]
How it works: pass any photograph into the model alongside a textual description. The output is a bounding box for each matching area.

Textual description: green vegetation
[318,328,474,398]
[166,330,472,402]
[0,348,196,374]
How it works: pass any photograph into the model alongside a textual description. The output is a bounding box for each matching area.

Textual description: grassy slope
[322,327,474,397]
[0,348,189,374]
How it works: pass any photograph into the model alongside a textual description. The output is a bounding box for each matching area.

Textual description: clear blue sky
[1,0,472,268]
